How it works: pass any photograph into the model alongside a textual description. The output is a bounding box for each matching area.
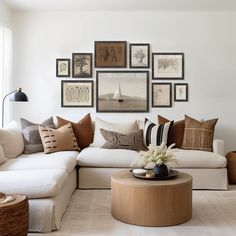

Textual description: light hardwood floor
[29,186,236,236]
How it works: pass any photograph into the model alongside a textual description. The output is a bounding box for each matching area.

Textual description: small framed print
[174,83,188,102]
[56,59,70,77]
[152,83,172,107]
[61,80,93,107]
[72,53,92,78]
[152,53,184,80]
[129,43,150,68]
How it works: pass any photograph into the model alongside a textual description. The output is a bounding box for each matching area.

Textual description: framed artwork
[94,41,127,68]
[61,80,93,107]
[96,71,149,112]
[152,83,172,107]
[72,53,92,78]
[152,53,184,80]
[129,43,150,68]
[56,59,70,77]
[174,83,188,101]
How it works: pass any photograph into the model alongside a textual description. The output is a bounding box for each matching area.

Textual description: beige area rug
[29,187,236,236]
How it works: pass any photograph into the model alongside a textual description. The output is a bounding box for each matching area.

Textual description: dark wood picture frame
[152,53,184,80]
[129,43,150,68]
[174,83,188,102]
[152,82,172,107]
[72,53,92,78]
[94,41,127,68]
[61,80,93,107]
[56,59,70,77]
[96,71,149,112]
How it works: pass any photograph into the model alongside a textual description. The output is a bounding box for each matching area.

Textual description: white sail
[113,84,122,100]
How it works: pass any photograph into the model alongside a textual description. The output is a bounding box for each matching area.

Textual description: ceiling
[2,0,236,11]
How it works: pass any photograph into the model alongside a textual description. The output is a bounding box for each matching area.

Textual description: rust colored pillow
[158,115,185,148]
[181,115,218,152]
[57,113,93,149]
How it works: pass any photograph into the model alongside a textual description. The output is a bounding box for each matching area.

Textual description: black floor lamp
[2,88,28,127]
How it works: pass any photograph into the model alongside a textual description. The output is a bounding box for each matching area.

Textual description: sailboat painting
[96,71,149,112]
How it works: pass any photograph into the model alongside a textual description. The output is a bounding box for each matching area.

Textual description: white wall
[0,2,12,27]
[12,10,236,152]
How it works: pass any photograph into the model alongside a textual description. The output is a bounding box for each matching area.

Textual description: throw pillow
[0,121,24,159]
[0,145,6,165]
[158,115,185,148]
[21,117,55,154]
[39,123,80,154]
[144,118,173,147]
[91,118,138,147]
[100,129,147,151]
[57,113,93,149]
[181,115,218,152]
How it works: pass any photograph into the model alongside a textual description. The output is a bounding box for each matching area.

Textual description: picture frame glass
[57,59,70,77]
[152,83,171,107]
[175,84,188,101]
[130,44,149,68]
[73,54,92,78]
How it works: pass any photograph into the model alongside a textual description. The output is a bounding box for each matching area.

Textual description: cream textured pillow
[91,118,138,147]
[39,123,80,154]
[0,145,6,165]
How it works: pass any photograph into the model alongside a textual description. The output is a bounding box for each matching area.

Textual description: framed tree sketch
[152,53,184,80]
[96,71,149,112]
[94,41,127,68]
[72,53,92,78]
[174,83,188,101]
[61,80,93,107]
[56,59,70,77]
[152,83,172,107]
[129,43,150,68]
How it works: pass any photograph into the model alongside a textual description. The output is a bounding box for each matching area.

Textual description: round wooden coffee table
[111,171,192,227]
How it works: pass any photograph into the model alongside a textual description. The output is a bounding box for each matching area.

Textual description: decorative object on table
[152,53,184,80]
[94,41,127,68]
[96,71,149,112]
[129,43,150,68]
[61,80,93,107]
[2,88,28,127]
[174,83,188,101]
[56,58,70,77]
[152,83,172,107]
[72,53,92,78]
[0,193,16,205]
[225,151,236,184]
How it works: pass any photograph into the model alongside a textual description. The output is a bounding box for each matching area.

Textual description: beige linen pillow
[0,145,6,165]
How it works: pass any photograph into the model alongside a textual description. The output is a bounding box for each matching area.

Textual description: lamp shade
[9,88,28,102]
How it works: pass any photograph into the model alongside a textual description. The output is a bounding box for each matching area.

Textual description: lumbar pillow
[144,118,173,147]
[0,121,24,159]
[181,115,218,152]
[39,123,80,154]
[57,113,93,149]
[0,145,6,165]
[91,118,138,147]
[21,117,55,154]
[100,129,147,151]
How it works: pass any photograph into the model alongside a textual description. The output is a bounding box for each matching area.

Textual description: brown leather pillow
[181,115,218,152]
[158,115,185,148]
[57,113,93,149]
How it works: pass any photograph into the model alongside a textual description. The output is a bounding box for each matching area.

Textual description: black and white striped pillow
[144,118,173,147]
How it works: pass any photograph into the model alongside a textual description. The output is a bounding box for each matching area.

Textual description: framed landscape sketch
[61,80,93,107]
[174,83,188,101]
[152,53,184,80]
[56,59,70,77]
[129,43,150,68]
[72,53,92,78]
[152,83,172,107]
[94,41,127,68]
[96,71,149,112]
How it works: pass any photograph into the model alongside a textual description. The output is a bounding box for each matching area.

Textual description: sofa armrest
[213,139,225,155]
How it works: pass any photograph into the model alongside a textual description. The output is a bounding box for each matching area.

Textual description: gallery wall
[11,10,236,152]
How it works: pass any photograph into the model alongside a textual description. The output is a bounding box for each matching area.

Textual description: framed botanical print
[174,83,188,101]
[56,59,70,77]
[94,41,127,68]
[129,43,150,68]
[152,83,172,107]
[61,80,93,107]
[152,53,184,80]
[72,53,92,78]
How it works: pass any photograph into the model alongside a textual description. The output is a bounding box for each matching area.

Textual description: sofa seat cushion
[0,151,78,174]
[0,169,68,198]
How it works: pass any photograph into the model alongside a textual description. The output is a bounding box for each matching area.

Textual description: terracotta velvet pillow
[181,115,218,152]
[158,115,185,148]
[57,113,93,149]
